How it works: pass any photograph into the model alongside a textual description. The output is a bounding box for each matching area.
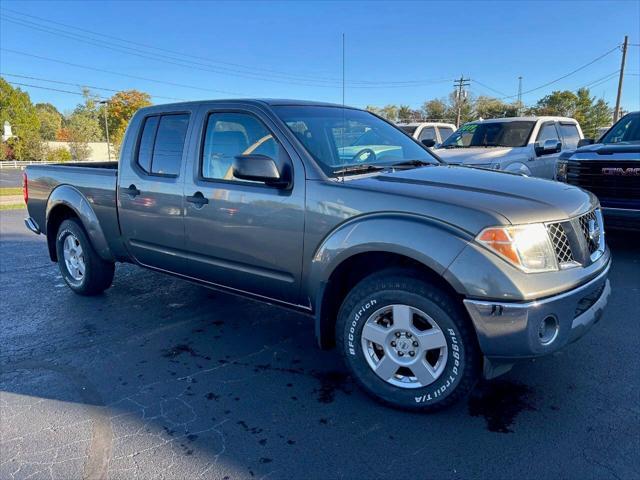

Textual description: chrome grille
[578,210,599,254]
[547,223,574,264]
[546,209,604,267]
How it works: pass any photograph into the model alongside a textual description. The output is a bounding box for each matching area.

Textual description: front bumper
[463,261,611,361]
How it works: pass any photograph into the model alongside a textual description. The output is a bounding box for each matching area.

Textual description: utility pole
[98,100,111,162]
[517,76,523,115]
[454,75,470,127]
[613,35,628,122]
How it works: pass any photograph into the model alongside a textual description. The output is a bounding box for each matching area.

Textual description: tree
[378,104,399,122]
[475,96,518,119]
[448,90,475,125]
[397,105,415,122]
[0,77,43,160]
[421,99,448,121]
[529,90,578,117]
[35,103,63,141]
[106,90,152,156]
[66,111,102,160]
[586,98,612,139]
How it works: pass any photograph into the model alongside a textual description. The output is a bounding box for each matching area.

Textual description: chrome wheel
[63,233,85,281]
[361,304,448,389]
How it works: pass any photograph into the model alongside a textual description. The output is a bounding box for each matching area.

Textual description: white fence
[0,160,115,169]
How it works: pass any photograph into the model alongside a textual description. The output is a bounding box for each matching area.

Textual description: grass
[0,187,23,196]
[0,203,25,211]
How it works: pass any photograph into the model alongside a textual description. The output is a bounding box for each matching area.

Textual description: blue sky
[1,0,638,113]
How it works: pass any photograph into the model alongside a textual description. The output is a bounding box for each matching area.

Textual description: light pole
[98,100,111,162]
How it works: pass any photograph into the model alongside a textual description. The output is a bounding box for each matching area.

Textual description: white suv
[397,122,457,145]
[432,117,583,179]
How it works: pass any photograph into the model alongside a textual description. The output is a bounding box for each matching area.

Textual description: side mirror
[233,154,290,188]
[535,139,562,156]
[421,139,436,148]
[577,138,595,148]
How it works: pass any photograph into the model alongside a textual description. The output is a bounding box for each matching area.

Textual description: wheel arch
[308,214,471,349]
[46,185,114,262]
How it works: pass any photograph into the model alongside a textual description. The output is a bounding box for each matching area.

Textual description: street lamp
[97,100,111,162]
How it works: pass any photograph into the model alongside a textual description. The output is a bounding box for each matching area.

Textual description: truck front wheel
[55,218,115,296]
[337,271,480,411]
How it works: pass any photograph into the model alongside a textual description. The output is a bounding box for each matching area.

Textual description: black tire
[337,270,480,412]
[55,218,115,296]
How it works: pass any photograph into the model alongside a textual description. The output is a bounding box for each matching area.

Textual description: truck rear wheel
[337,270,480,411]
[55,218,115,296]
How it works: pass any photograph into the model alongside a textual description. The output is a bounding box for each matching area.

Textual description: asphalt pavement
[1,207,638,479]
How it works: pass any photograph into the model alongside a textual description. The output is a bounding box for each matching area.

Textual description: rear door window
[558,123,581,149]
[137,113,190,176]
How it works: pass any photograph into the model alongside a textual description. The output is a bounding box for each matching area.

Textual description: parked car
[557,111,639,230]
[397,122,457,145]
[433,117,584,179]
[23,100,610,411]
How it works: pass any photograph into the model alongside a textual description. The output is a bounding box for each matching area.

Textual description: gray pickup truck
[24,100,611,411]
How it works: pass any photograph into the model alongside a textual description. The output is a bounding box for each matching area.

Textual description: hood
[574,143,640,155]
[433,146,523,165]
[348,165,596,227]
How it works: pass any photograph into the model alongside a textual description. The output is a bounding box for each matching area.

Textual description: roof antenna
[341,32,346,183]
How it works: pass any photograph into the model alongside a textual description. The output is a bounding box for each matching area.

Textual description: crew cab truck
[557,111,640,231]
[433,116,583,179]
[24,100,611,411]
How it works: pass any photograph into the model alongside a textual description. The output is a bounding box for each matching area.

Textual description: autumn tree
[105,90,152,156]
[0,78,43,160]
[65,89,103,160]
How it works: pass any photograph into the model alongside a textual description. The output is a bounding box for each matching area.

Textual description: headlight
[556,160,568,182]
[477,223,558,273]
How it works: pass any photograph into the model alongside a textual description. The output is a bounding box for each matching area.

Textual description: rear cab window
[137,113,190,176]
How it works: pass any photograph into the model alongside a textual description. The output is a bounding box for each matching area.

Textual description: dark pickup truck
[557,111,640,230]
[24,100,611,411]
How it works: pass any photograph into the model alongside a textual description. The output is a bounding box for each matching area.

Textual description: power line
[500,45,621,99]
[0,72,186,101]
[6,81,107,98]
[1,48,247,96]
[0,10,456,88]
[470,79,509,97]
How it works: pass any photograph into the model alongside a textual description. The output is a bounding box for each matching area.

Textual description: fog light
[538,315,559,346]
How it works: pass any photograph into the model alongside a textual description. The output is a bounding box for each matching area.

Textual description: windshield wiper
[332,164,387,176]
[390,159,435,168]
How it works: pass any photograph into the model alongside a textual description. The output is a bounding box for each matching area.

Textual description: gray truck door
[117,109,193,274]
[182,106,305,305]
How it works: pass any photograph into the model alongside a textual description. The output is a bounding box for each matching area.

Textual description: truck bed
[24,162,123,258]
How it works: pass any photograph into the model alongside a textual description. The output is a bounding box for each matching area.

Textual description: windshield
[600,113,640,144]
[273,106,438,176]
[441,121,535,148]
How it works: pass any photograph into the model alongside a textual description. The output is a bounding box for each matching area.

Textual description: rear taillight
[22,172,28,204]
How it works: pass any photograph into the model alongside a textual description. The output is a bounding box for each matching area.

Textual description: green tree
[379,104,399,121]
[105,90,152,156]
[586,98,612,139]
[529,90,578,117]
[448,90,475,125]
[421,99,448,121]
[397,105,415,122]
[35,103,63,141]
[66,111,102,160]
[0,78,43,160]
[475,96,519,119]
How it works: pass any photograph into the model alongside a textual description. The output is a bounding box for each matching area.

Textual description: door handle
[122,184,140,197]
[186,192,209,207]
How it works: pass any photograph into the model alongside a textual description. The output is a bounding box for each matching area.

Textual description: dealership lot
[0,207,638,480]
